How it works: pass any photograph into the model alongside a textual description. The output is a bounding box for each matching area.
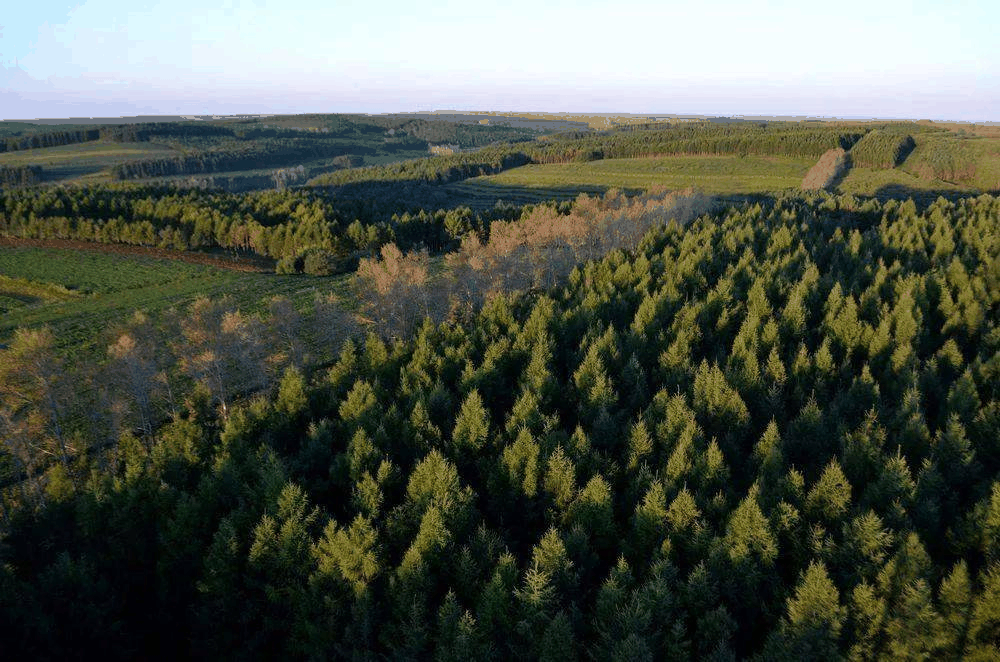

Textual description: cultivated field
[0,246,345,355]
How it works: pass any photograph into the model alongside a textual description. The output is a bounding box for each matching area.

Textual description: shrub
[302,247,339,276]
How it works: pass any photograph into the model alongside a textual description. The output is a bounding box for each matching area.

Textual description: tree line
[0,183,559,267]
[1,190,998,659]
[0,123,235,153]
[0,128,103,153]
[105,116,540,182]
[109,138,384,181]
[0,165,43,188]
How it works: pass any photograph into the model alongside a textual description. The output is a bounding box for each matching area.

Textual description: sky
[1,0,998,121]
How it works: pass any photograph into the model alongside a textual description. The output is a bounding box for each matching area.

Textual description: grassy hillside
[466,155,815,196]
[0,141,182,184]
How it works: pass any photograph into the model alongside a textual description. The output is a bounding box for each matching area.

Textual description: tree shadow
[322,178,646,213]
[870,184,988,209]
[827,153,853,191]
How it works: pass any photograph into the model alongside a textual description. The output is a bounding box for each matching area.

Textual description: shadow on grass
[40,164,106,182]
[319,178,647,212]
[443,180,648,209]
[828,153,853,191]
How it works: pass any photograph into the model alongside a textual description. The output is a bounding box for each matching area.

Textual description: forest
[2,185,999,659]
[1,115,999,660]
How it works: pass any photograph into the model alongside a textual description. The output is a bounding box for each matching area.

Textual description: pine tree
[837,511,892,585]
[765,561,846,660]
[544,446,578,513]
[402,450,473,530]
[275,365,308,417]
[938,561,973,657]
[501,427,541,499]
[630,480,668,564]
[452,389,490,456]
[806,460,852,523]
[626,419,654,470]
[566,475,616,552]
[313,514,381,596]
[845,581,887,662]
[965,564,1000,659]
[724,494,777,567]
[884,580,949,659]
[539,610,578,662]
[339,379,380,432]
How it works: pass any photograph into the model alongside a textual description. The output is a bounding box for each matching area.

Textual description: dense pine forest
[2,184,999,659]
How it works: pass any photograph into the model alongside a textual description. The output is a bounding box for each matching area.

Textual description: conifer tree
[770,561,846,660]
[452,389,490,457]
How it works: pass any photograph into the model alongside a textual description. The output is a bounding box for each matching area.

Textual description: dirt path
[0,236,275,273]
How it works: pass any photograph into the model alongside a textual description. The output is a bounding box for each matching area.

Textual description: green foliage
[451,390,490,455]
[763,561,846,660]
[0,164,43,188]
[725,494,778,566]
[275,366,308,416]
[807,460,853,523]
[314,514,381,596]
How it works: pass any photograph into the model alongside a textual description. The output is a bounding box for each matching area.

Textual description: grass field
[462,155,816,198]
[0,141,181,184]
[0,246,348,356]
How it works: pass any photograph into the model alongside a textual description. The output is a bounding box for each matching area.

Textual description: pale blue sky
[2,0,997,120]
